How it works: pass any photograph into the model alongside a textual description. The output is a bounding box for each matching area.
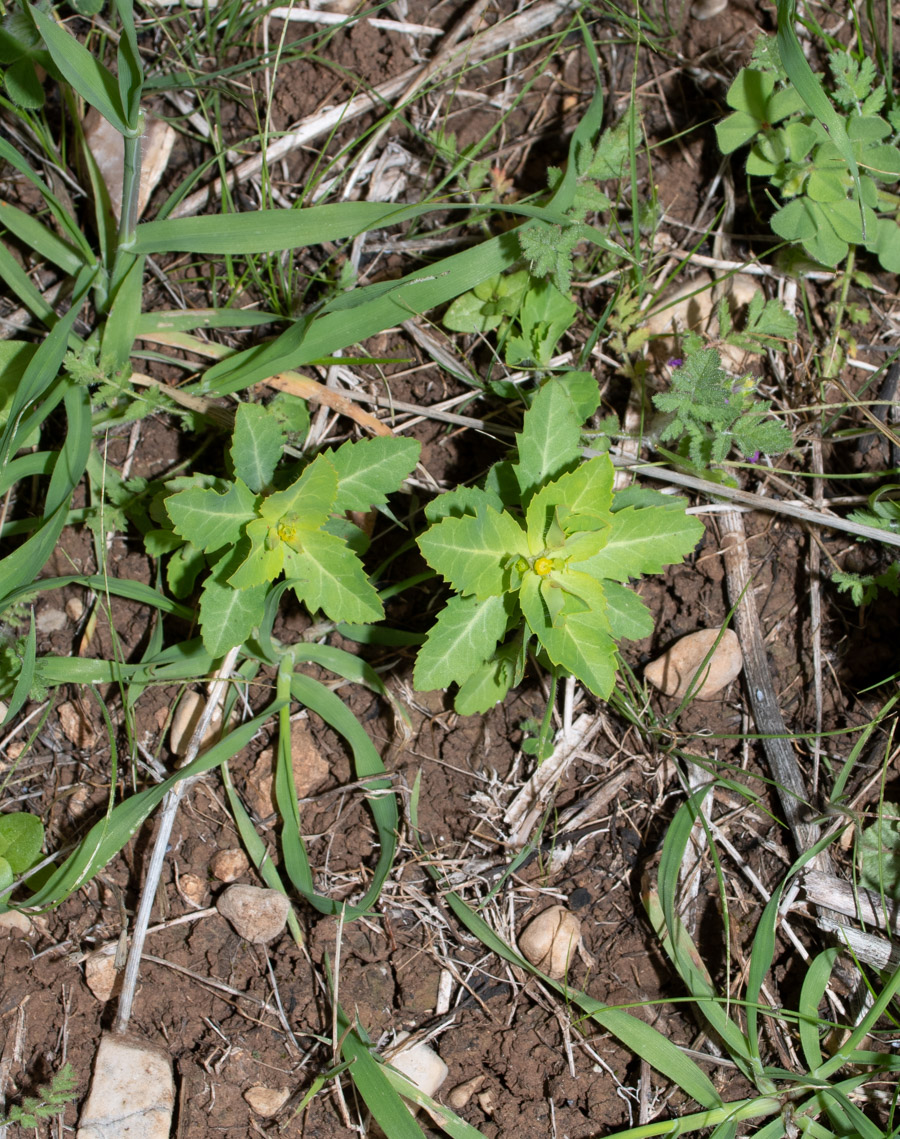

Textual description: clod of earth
[0,910,32,937]
[644,627,743,700]
[244,1085,290,1118]
[84,953,122,1004]
[216,884,290,944]
[518,905,583,979]
[76,1033,174,1139]
[209,848,250,883]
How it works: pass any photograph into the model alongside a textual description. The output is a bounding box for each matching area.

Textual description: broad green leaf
[166,478,258,551]
[417,506,529,600]
[454,650,518,715]
[414,593,512,690]
[575,505,704,582]
[198,574,267,657]
[327,436,420,513]
[525,455,613,549]
[519,573,618,697]
[603,581,654,641]
[285,529,382,623]
[424,484,504,523]
[166,542,207,598]
[230,402,285,493]
[260,453,336,529]
[227,519,285,590]
[514,376,588,502]
[775,0,866,239]
[0,812,43,874]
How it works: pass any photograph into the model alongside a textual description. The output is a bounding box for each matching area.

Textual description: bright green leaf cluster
[652,333,793,465]
[160,403,420,656]
[414,375,704,712]
[716,40,900,269]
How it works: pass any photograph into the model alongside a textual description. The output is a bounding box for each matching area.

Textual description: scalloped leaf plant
[414,375,705,713]
[160,402,420,656]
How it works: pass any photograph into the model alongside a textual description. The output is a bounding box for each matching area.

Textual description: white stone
[76,1033,174,1139]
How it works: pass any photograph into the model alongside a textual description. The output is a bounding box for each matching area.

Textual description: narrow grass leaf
[0,203,84,275]
[339,1025,428,1139]
[28,4,129,135]
[2,615,36,728]
[797,948,839,1073]
[286,672,397,918]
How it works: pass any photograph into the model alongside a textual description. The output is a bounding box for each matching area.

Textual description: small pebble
[244,1085,290,1117]
[518,905,583,979]
[644,627,742,701]
[66,597,85,621]
[209,848,249,883]
[217,885,290,944]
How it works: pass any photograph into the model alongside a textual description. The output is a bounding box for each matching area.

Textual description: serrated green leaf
[514,377,587,503]
[326,436,420,513]
[260,453,337,529]
[198,574,267,657]
[227,518,284,589]
[417,506,529,600]
[230,402,285,493]
[413,592,513,690]
[424,484,504,524]
[520,573,618,697]
[525,455,613,549]
[603,581,654,641]
[285,529,382,623]
[166,478,258,551]
[575,505,704,582]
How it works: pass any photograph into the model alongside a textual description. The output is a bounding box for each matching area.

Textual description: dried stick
[114,646,241,1033]
[718,509,825,858]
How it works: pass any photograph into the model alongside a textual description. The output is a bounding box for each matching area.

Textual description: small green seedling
[0,1062,78,1129]
[0,811,44,907]
[652,332,793,466]
[414,373,704,713]
[158,403,420,656]
[716,36,900,269]
[858,802,900,897]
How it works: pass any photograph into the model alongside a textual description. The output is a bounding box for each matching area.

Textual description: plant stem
[822,245,855,381]
[109,124,143,298]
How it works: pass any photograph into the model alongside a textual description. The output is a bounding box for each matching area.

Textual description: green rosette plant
[414,375,705,714]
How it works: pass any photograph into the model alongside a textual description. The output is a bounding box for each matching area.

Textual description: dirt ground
[2,0,899,1136]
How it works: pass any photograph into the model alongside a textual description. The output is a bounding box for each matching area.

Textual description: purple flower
[748,450,761,464]
[667,357,683,368]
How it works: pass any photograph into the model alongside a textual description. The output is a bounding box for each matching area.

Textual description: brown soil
[1,1,898,1137]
